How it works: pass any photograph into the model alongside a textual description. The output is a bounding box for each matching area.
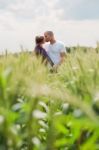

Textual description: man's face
[44,33,51,42]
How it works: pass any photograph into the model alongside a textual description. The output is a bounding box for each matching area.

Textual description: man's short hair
[45,31,54,36]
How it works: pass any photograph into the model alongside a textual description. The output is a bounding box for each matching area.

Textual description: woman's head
[35,36,45,45]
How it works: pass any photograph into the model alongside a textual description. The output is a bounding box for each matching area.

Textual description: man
[44,31,66,71]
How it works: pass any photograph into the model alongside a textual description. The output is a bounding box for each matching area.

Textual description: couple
[34,31,66,71]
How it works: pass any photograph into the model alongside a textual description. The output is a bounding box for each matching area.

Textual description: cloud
[0,0,99,21]
[54,0,99,20]
[0,0,59,21]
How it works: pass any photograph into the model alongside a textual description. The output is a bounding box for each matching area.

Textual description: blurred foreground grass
[0,49,99,150]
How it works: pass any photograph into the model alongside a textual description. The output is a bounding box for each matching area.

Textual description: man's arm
[59,52,66,65]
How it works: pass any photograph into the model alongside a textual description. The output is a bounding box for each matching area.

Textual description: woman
[34,36,54,67]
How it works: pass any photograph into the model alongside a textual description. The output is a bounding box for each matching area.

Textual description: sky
[0,0,99,53]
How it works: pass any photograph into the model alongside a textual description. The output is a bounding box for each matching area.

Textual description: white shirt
[44,41,66,65]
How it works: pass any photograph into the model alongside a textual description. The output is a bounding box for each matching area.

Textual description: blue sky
[0,0,99,53]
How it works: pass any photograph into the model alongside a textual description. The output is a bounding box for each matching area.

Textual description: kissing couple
[34,31,66,72]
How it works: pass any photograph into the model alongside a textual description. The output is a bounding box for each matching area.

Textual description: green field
[0,48,99,150]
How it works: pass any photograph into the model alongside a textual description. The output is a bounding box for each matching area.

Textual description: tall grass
[0,49,99,150]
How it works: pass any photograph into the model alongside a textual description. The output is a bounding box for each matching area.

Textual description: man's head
[44,31,55,42]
